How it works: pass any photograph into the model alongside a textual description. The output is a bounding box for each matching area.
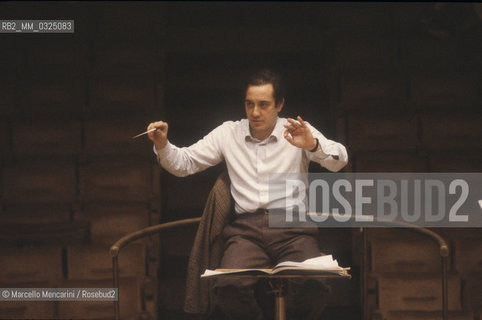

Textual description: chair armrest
[110,217,201,320]
[109,217,201,258]
[362,219,449,257]
[357,218,449,320]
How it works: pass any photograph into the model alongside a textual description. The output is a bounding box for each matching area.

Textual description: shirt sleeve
[304,122,348,172]
[153,123,226,177]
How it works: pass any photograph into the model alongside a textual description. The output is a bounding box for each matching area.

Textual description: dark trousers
[213,211,330,320]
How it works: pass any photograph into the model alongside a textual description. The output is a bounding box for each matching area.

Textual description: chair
[110,173,450,320]
[110,172,231,319]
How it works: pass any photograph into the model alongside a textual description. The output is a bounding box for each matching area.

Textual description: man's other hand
[147,121,168,150]
[283,116,318,151]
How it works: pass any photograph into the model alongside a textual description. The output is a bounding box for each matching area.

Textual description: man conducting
[148,70,348,319]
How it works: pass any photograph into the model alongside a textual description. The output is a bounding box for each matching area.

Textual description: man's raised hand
[147,121,168,150]
[283,116,318,151]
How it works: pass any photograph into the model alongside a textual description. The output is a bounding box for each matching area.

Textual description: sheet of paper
[275,255,340,269]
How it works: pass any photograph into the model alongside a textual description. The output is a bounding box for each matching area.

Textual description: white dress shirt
[155,117,348,213]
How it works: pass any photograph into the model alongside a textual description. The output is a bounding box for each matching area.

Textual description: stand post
[270,279,286,320]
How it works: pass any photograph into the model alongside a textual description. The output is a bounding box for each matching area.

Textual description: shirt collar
[243,117,285,143]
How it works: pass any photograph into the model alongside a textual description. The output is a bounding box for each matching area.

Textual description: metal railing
[109,217,201,320]
[110,216,449,320]
[359,220,449,320]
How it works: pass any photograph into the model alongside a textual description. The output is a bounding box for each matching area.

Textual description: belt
[254,208,269,215]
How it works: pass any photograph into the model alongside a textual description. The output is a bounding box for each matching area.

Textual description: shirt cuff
[153,141,171,158]
[309,144,330,162]
[312,140,348,163]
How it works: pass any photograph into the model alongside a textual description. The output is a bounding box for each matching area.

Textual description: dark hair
[245,69,284,105]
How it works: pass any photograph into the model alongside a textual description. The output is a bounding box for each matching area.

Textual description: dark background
[0,2,481,320]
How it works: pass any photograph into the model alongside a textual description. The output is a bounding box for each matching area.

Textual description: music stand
[203,272,351,320]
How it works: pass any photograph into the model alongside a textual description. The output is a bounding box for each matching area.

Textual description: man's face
[245,84,284,140]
